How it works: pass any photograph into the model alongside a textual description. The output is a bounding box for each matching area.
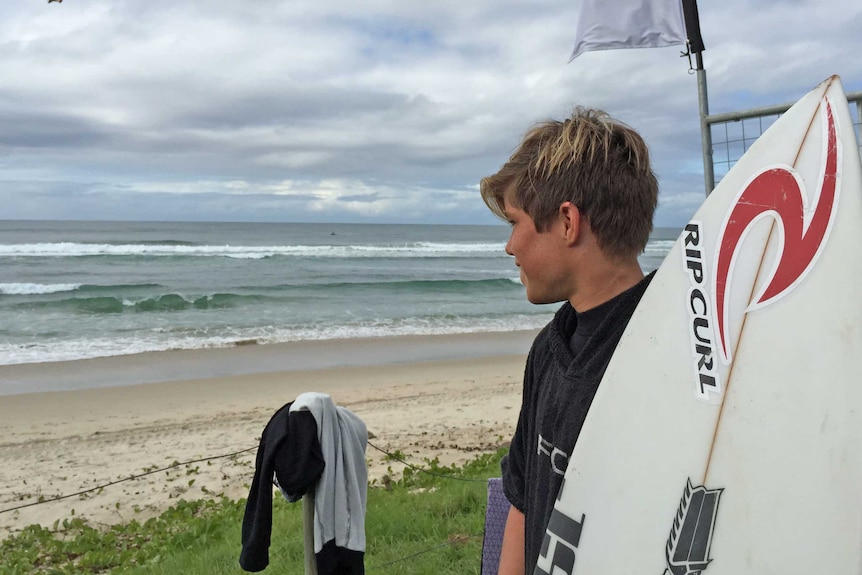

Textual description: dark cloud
[177,87,410,130]
[0,110,112,148]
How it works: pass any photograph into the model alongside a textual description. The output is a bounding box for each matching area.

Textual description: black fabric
[316,539,365,575]
[682,0,705,53]
[567,295,618,357]
[274,412,325,503]
[501,271,654,573]
[240,402,324,572]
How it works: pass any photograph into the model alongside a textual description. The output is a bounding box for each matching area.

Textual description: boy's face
[503,195,570,305]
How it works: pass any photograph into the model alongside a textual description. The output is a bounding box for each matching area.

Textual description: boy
[479,107,658,574]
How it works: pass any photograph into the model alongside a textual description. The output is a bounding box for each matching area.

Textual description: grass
[0,449,505,574]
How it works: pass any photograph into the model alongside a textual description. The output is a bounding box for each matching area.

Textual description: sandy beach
[0,332,533,539]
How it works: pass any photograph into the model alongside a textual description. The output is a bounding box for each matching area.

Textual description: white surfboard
[535,76,862,575]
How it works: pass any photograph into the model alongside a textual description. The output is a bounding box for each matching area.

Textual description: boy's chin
[525,291,563,306]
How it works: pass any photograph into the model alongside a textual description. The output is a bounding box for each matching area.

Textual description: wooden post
[302,492,317,575]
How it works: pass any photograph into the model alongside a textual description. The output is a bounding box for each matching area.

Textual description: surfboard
[534,75,862,575]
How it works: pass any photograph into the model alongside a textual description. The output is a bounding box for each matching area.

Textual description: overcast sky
[1,1,860,227]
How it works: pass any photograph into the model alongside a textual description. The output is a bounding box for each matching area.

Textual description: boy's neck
[568,259,644,313]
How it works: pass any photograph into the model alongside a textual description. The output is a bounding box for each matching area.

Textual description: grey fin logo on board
[664,479,723,575]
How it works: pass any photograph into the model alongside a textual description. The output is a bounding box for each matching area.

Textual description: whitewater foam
[0,283,82,295]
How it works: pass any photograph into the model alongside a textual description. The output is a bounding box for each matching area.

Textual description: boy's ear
[558,202,581,246]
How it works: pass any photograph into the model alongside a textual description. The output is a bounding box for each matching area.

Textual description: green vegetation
[1,449,505,574]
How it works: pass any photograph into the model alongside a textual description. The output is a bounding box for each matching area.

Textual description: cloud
[0,0,859,225]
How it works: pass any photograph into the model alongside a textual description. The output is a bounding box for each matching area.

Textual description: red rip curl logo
[714,97,841,363]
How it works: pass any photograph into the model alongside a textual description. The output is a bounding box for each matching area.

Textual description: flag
[570,0,687,61]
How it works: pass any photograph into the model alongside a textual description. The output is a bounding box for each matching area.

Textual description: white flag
[570,0,687,61]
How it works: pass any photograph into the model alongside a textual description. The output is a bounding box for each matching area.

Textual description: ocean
[0,220,678,367]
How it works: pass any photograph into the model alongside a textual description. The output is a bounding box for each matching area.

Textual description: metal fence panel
[704,91,862,191]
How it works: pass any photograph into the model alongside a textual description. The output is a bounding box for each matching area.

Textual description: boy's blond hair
[480,107,658,258]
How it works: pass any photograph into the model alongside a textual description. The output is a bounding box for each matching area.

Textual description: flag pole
[682,0,712,196]
[696,53,713,196]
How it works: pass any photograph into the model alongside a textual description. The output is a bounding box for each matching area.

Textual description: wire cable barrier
[0,440,486,516]
[0,446,259,515]
[0,439,496,571]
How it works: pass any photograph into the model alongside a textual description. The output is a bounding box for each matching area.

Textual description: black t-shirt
[501,272,654,573]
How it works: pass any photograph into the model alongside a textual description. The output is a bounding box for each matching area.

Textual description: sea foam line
[0,283,81,295]
[0,242,507,259]
[0,313,552,366]
[0,239,672,259]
